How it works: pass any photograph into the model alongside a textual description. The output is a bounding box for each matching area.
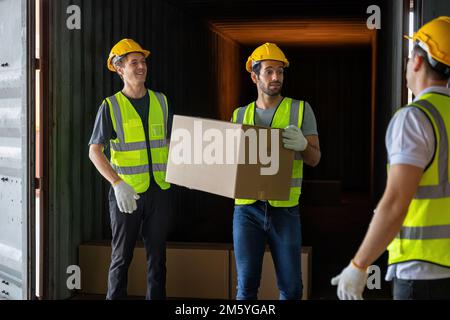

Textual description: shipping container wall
[48,0,213,299]
[208,29,242,121]
[46,0,409,299]
[0,0,28,301]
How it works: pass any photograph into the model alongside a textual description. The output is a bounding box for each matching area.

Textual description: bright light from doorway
[35,0,42,299]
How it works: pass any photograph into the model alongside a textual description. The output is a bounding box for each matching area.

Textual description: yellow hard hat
[405,16,450,68]
[246,42,289,73]
[107,39,151,72]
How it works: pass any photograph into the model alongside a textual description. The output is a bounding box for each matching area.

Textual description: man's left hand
[282,125,308,151]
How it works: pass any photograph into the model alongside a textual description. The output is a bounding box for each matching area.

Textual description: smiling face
[251,60,285,97]
[115,52,147,85]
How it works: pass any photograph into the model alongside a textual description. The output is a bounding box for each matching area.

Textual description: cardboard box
[166,115,294,200]
[78,242,311,299]
[79,242,230,299]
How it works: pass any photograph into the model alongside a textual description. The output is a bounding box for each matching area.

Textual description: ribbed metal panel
[48,0,213,298]
[46,0,412,299]
[208,29,242,121]
[422,0,450,24]
[0,0,28,300]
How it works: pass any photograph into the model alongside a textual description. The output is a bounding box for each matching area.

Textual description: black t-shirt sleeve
[88,100,116,146]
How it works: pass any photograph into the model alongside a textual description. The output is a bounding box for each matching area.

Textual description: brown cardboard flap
[234,125,293,200]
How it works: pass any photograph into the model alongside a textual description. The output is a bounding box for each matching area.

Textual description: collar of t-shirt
[413,86,450,102]
[254,105,277,127]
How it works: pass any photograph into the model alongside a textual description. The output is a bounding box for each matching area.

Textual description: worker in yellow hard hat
[231,42,321,300]
[106,38,151,72]
[89,38,173,299]
[332,16,450,300]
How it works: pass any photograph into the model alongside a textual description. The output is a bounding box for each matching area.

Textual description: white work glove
[112,180,140,214]
[282,125,308,152]
[331,261,368,300]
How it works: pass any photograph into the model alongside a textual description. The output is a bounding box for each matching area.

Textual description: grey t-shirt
[254,100,318,135]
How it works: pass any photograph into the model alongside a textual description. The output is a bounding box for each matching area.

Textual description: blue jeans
[233,201,302,300]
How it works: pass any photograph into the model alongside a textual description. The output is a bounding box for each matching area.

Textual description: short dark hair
[252,62,262,76]
[412,45,450,81]
[113,53,130,69]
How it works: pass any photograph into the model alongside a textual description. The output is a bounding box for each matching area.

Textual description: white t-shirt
[385,86,450,281]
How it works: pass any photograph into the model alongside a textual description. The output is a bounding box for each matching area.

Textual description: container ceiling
[209,19,375,46]
[170,0,379,46]
[172,0,385,20]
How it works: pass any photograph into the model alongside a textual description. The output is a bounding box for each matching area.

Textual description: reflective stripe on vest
[111,163,168,175]
[291,178,303,187]
[111,139,167,152]
[109,94,125,141]
[107,90,170,193]
[232,98,304,207]
[413,100,450,199]
[397,225,450,240]
[112,164,149,175]
[387,93,450,267]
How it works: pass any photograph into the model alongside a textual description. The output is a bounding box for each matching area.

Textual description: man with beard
[231,43,321,300]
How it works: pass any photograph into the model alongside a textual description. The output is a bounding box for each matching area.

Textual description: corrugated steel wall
[422,0,450,25]
[0,0,28,300]
[208,29,242,121]
[46,0,416,299]
[48,0,213,299]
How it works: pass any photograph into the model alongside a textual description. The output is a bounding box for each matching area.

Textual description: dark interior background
[46,0,407,298]
[240,46,372,190]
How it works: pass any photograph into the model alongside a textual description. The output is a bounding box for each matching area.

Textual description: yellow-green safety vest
[106,90,170,193]
[231,97,304,207]
[387,92,450,267]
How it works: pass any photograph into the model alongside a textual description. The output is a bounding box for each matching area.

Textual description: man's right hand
[112,180,140,214]
[331,261,368,300]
